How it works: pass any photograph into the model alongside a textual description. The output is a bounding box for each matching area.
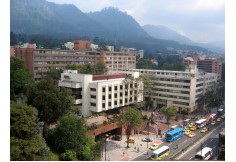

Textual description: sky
[46,0,225,43]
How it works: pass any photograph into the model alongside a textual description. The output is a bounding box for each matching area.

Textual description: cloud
[46,0,225,43]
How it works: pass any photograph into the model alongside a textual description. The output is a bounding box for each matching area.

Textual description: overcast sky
[48,0,223,43]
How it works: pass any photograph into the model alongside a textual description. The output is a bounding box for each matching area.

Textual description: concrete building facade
[58,70,143,117]
[102,51,136,72]
[197,58,222,80]
[125,66,218,112]
[12,43,137,81]
[183,55,222,80]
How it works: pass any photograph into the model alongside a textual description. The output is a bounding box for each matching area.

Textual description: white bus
[151,145,170,160]
[195,147,213,160]
[195,119,207,128]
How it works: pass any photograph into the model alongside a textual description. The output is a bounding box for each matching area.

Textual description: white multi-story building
[64,42,74,50]
[58,70,143,117]
[118,65,218,112]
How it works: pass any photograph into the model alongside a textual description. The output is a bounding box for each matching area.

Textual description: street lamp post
[104,134,109,161]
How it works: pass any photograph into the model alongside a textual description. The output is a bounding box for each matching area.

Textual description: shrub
[60,150,76,161]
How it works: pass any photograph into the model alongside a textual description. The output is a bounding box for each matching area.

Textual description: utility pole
[104,134,109,161]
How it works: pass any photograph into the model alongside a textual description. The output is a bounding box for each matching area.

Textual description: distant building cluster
[183,53,222,80]
[10,40,221,116]
[10,40,138,81]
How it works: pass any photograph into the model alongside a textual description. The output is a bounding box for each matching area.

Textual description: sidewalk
[101,133,163,161]
[100,107,222,161]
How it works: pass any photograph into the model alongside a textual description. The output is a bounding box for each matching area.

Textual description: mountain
[143,24,192,44]
[208,40,225,49]
[87,7,151,40]
[143,24,224,53]
[10,0,111,38]
[10,0,211,55]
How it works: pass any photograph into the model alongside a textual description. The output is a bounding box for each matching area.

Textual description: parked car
[142,137,153,142]
[112,135,122,141]
[127,138,135,143]
[150,144,159,150]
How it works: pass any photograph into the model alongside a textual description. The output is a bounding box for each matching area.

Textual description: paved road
[177,121,225,160]
[132,119,225,161]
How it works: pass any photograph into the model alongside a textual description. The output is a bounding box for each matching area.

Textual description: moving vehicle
[127,138,135,143]
[187,132,196,138]
[211,113,217,121]
[189,125,197,131]
[170,125,178,130]
[217,118,222,122]
[142,137,153,142]
[217,108,224,116]
[165,127,184,142]
[221,114,225,119]
[195,119,207,128]
[195,147,213,160]
[184,129,192,135]
[200,127,208,133]
[151,146,170,160]
[211,121,216,125]
[150,144,159,150]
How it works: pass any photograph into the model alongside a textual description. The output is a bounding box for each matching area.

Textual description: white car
[142,137,153,142]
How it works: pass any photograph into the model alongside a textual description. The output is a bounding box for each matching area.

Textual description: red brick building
[73,40,90,51]
[11,41,137,80]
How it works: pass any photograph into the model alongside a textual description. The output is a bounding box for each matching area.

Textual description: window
[90,88,96,91]
[108,102,111,106]
[102,87,106,92]
[114,93,117,98]
[120,99,122,104]
[125,99,128,103]
[90,103,96,106]
[114,86,117,91]
[109,94,111,99]
[102,95,105,100]
[90,95,96,99]
[114,101,117,105]
[120,85,123,90]
[120,92,123,97]
[109,86,112,91]
[102,103,105,108]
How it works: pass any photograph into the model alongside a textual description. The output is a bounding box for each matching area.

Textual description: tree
[27,77,74,137]
[45,69,63,81]
[65,64,78,70]
[160,106,177,129]
[10,57,34,101]
[10,101,49,161]
[78,64,96,74]
[49,113,101,160]
[118,107,143,148]
[139,74,153,110]
[95,60,108,75]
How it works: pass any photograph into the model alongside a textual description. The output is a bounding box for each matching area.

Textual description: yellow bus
[151,145,170,160]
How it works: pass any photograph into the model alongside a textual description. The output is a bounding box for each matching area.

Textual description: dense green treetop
[10,57,33,101]
[160,106,177,124]
[10,101,48,161]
